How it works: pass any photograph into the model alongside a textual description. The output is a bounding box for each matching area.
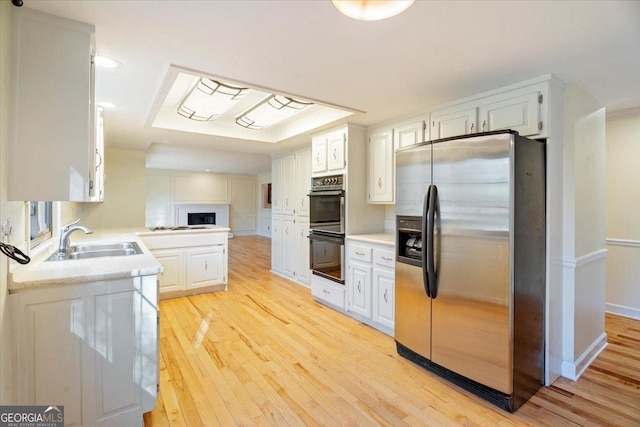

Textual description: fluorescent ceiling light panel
[178,78,248,121]
[236,95,313,130]
[148,66,360,143]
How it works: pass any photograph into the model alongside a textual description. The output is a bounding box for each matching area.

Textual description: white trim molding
[562,248,608,269]
[606,303,640,320]
[605,238,640,248]
[561,333,608,381]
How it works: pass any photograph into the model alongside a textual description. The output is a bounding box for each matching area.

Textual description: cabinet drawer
[349,244,372,262]
[373,248,395,269]
[311,279,345,309]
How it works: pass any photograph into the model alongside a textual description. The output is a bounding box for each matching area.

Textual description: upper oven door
[308,190,344,233]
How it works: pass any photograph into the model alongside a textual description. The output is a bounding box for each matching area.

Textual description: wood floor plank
[145,236,640,427]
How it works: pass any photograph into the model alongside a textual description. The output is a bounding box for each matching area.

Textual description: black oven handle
[308,232,345,245]
[308,190,345,197]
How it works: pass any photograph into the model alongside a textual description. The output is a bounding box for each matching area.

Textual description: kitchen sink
[47,241,143,261]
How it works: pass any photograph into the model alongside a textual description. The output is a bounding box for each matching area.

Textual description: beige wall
[146,169,258,235]
[80,147,146,229]
[605,114,640,319]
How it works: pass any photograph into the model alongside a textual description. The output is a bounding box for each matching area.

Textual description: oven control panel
[311,174,344,191]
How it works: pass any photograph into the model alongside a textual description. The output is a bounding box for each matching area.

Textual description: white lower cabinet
[271,215,283,272]
[345,237,395,336]
[311,274,345,309]
[153,248,184,293]
[282,216,296,277]
[10,275,159,426]
[295,219,311,284]
[347,262,372,318]
[186,246,225,289]
[372,268,395,330]
[140,230,228,299]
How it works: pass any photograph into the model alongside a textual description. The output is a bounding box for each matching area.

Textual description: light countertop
[8,226,229,292]
[347,232,395,246]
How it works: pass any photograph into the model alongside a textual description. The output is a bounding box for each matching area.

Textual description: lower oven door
[309,231,345,284]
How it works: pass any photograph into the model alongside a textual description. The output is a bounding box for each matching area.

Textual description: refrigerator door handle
[422,186,431,297]
[427,184,438,298]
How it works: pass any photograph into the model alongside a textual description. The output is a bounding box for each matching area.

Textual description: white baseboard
[605,303,640,320]
[561,333,608,381]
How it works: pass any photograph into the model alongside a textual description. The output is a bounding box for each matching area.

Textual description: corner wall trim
[562,248,608,269]
[605,303,640,320]
[561,333,608,381]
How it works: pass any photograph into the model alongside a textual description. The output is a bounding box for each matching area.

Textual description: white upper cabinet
[430,107,478,140]
[272,157,283,213]
[327,131,346,171]
[368,129,394,204]
[478,90,541,136]
[428,78,548,141]
[296,149,311,217]
[394,119,427,150]
[311,136,328,174]
[282,154,295,215]
[10,9,100,202]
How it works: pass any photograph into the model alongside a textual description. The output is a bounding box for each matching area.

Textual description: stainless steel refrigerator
[394,130,545,412]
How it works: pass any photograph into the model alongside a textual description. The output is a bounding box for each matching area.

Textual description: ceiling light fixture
[236,95,313,130]
[331,0,415,21]
[178,78,248,121]
[94,55,122,68]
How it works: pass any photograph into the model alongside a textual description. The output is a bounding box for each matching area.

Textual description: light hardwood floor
[144,236,640,427]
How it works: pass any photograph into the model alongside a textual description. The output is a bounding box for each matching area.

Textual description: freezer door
[430,133,514,394]
[395,260,431,359]
[395,143,431,216]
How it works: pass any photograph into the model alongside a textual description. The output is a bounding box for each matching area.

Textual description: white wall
[80,147,146,229]
[257,172,272,238]
[605,114,640,319]
[560,84,607,380]
[0,3,26,403]
[146,169,258,236]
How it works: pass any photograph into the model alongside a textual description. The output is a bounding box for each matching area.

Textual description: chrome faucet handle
[62,218,81,232]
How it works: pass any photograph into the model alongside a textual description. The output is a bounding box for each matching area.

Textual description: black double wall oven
[308,174,345,284]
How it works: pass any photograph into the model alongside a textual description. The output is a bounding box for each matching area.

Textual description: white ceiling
[22,0,640,175]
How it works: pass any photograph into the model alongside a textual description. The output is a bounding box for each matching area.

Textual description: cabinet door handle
[378,177,382,189]
[324,247,327,256]
[355,251,364,256]
[95,149,103,169]
[285,199,288,207]
[205,261,208,271]
[357,281,361,293]
[285,227,288,235]
[333,147,337,160]
[482,120,487,131]
[322,289,330,294]
[381,256,393,261]
[316,152,320,163]
[384,289,388,303]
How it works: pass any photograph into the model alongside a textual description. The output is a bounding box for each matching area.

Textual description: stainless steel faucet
[58,219,92,254]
